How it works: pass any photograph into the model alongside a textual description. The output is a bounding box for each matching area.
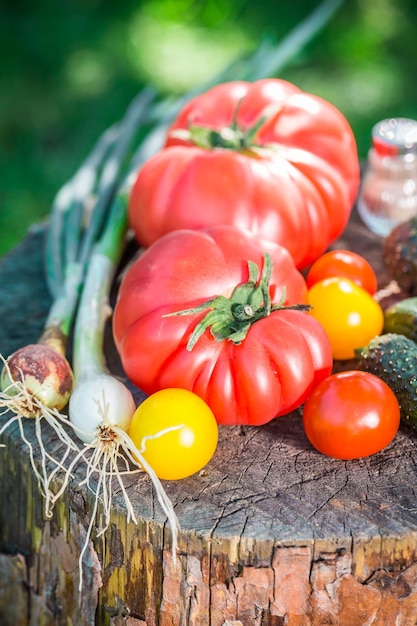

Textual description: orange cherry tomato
[306,249,378,295]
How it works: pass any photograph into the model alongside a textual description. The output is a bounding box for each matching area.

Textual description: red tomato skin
[306,250,378,294]
[128,79,360,269]
[113,225,333,426]
[303,371,400,460]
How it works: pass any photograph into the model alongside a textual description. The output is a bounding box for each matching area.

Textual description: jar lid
[372,118,417,156]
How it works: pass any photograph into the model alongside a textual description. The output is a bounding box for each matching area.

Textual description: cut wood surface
[1,212,417,625]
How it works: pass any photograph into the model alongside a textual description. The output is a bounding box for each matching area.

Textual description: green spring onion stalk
[45,123,120,299]
[51,140,180,590]
[0,88,155,517]
[0,129,117,514]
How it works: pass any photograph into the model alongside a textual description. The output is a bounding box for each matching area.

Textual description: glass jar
[357,118,417,236]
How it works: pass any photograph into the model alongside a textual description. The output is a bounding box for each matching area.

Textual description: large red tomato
[113,225,333,426]
[128,79,360,269]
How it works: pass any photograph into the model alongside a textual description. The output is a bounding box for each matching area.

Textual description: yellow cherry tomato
[128,388,218,480]
[307,277,384,360]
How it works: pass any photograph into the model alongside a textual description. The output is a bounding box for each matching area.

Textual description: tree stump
[1,212,417,626]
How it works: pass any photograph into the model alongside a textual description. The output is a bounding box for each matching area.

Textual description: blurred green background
[1,0,417,257]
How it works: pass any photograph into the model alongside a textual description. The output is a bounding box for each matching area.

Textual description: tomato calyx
[170,101,276,153]
[166,253,311,351]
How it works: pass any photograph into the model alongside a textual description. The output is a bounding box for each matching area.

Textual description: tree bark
[1,213,417,625]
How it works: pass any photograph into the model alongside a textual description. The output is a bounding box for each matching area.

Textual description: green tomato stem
[180,108,274,152]
[166,253,311,351]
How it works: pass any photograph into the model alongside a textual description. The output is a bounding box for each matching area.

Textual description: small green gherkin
[383,217,417,295]
[383,297,417,343]
[356,333,417,431]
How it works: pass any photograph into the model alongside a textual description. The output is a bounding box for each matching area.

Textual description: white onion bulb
[69,373,136,443]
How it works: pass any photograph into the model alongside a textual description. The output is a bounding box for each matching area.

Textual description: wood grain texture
[1,213,417,625]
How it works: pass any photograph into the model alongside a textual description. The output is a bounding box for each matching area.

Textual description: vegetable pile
[2,0,417,599]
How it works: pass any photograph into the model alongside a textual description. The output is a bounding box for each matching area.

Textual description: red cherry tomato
[306,250,378,295]
[303,370,400,459]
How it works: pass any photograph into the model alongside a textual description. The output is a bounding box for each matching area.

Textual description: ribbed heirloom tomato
[128,78,360,269]
[113,225,333,426]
